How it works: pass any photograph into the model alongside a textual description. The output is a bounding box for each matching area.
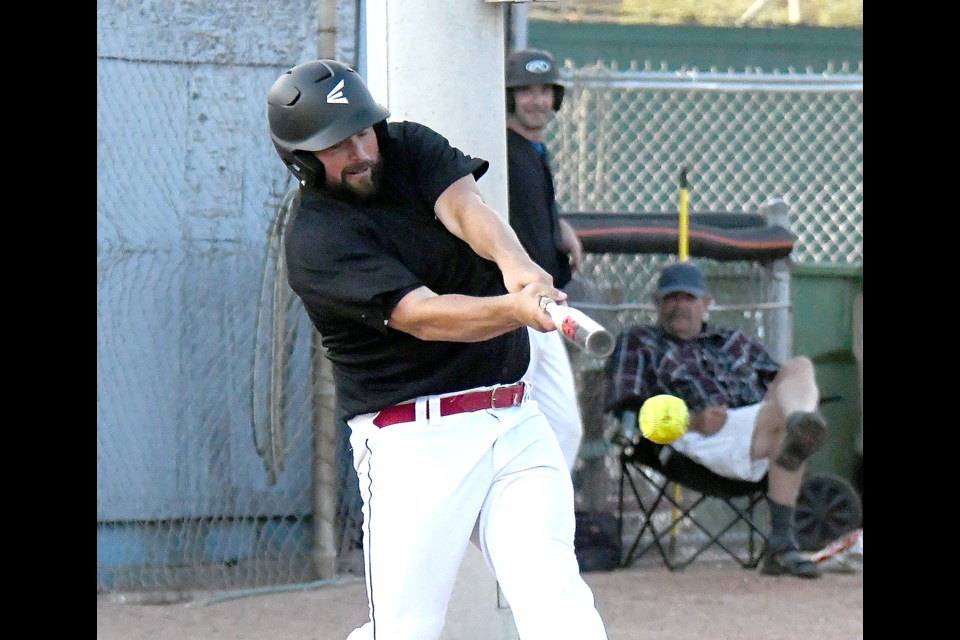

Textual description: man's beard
[326,159,384,204]
[663,310,693,332]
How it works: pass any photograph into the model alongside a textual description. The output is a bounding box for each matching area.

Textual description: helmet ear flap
[289,150,326,187]
[373,120,390,150]
[506,89,516,114]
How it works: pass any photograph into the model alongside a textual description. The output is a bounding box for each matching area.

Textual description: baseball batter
[267,60,607,640]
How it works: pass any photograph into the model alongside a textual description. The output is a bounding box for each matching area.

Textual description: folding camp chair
[615,410,769,570]
[614,409,863,571]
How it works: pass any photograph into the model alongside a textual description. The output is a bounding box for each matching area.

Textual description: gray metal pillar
[309,0,350,585]
[760,198,793,363]
[363,2,519,638]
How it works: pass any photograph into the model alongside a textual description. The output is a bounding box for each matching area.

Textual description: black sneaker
[775,411,827,471]
[759,547,822,579]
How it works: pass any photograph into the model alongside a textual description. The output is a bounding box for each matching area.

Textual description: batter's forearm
[389,286,553,342]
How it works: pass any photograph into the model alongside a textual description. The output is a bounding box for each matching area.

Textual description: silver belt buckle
[490,382,523,409]
[489,384,505,409]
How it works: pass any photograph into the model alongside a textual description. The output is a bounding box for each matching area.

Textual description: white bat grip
[539,298,615,358]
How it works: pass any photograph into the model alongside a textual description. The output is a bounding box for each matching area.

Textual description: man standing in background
[505,48,585,471]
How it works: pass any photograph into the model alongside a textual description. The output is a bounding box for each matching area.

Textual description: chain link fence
[550,62,863,265]
[97,61,862,593]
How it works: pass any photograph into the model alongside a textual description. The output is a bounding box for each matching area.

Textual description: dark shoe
[775,411,827,471]
[759,547,822,578]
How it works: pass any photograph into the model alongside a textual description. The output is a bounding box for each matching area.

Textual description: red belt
[372,382,526,428]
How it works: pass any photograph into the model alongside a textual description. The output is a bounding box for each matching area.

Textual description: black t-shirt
[506,128,573,289]
[285,121,530,420]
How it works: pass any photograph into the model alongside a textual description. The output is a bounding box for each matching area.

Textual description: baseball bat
[539,297,616,359]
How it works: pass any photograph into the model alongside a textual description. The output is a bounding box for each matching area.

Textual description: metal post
[311,332,339,580]
[759,198,793,362]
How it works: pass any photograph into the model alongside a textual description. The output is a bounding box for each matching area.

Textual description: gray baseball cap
[656,263,708,297]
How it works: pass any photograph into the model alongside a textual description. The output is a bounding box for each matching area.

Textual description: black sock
[767,498,797,552]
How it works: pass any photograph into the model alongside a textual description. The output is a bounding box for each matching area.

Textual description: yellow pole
[679,167,689,262]
[671,166,690,558]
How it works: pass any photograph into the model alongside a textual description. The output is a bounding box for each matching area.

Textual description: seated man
[604,262,827,578]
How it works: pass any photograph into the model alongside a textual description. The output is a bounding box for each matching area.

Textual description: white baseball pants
[345,390,607,640]
[524,328,584,470]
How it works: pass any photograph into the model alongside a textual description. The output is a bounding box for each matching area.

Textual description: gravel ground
[97,559,862,640]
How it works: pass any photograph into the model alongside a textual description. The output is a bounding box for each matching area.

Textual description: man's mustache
[664,310,692,322]
[344,160,376,175]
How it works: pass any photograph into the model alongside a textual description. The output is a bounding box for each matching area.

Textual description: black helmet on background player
[267,59,390,186]
[505,48,565,113]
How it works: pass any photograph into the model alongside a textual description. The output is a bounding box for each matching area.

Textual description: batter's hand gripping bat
[539,297,615,359]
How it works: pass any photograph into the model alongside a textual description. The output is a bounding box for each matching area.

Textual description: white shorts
[669,403,769,482]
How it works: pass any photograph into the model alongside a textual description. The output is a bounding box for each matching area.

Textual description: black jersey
[506,128,573,289]
[285,121,530,420]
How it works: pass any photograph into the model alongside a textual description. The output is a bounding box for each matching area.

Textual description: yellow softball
[638,394,689,444]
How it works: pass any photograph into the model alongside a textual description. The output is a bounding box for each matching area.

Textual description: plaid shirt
[603,323,781,415]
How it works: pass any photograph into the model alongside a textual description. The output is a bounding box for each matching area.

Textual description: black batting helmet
[267,60,390,185]
[505,49,565,112]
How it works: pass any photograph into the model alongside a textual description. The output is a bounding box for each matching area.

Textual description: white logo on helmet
[524,59,552,74]
[326,79,349,104]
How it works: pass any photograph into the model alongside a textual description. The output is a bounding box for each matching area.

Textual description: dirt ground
[96,560,862,639]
